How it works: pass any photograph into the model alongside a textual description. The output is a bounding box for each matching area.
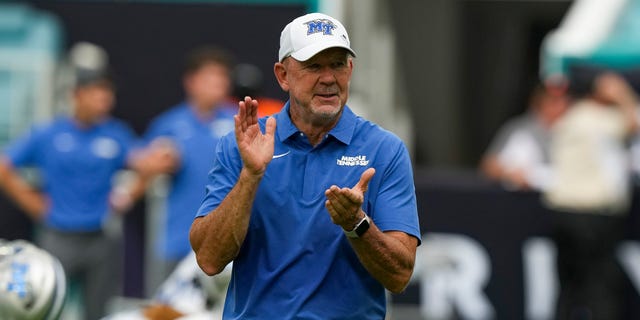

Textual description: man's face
[279,48,353,125]
[184,63,231,109]
[74,82,115,122]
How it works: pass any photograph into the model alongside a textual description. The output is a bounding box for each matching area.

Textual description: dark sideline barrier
[394,169,640,320]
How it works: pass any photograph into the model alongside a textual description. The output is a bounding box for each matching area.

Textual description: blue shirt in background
[145,102,236,260]
[5,116,135,232]
[197,103,420,320]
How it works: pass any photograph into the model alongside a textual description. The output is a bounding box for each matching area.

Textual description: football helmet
[0,239,66,320]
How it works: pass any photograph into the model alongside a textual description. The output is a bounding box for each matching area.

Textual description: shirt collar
[275,101,357,145]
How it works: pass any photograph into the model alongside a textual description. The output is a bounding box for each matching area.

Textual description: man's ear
[274,62,289,92]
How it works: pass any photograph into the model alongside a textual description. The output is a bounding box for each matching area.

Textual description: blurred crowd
[477,1,640,318]
[480,71,640,319]
[0,40,282,319]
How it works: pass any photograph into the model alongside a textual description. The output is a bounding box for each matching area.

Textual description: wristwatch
[343,214,371,238]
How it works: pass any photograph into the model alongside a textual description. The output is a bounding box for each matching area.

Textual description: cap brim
[289,42,356,62]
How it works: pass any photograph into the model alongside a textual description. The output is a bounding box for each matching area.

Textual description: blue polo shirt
[4,116,135,232]
[197,103,420,320]
[144,102,236,260]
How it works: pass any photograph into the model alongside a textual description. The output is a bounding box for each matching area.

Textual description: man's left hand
[324,168,375,231]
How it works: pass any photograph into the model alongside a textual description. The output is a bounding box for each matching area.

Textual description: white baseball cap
[278,12,356,62]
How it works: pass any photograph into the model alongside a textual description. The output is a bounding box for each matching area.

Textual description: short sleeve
[485,117,524,157]
[117,122,139,168]
[143,114,173,144]
[4,125,46,167]
[370,141,421,244]
[196,133,242,218]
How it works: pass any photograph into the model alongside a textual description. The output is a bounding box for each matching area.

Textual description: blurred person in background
[0,42,157,319]
[479,82,569,191]
[543,71,639,320]
[137,46,237,280]
[232,62,284,117]
[102,253,232,320]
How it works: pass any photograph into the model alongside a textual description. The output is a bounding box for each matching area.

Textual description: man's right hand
[235,96,277,176]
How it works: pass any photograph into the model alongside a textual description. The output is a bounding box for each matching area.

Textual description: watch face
[345,215,370,238]
[355,216,371,237]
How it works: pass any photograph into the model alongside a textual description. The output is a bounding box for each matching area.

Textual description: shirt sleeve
[369,140,421,244]
[4,125,45,167]
[195,133,242,218]
[143,115,169,143]
[117,122,139,168]
[485,118,521,157]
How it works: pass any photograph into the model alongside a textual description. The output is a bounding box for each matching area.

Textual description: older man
[190,13,420,319]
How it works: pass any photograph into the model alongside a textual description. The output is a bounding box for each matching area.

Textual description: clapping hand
[235,96,277,176]
[325,168,375,230]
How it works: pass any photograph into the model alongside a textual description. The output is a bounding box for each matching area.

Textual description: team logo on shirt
[336,155,369,166]
[91,137,120,159]
[210,118,234,138]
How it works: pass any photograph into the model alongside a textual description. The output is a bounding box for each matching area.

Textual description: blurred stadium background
[2,0,640,319]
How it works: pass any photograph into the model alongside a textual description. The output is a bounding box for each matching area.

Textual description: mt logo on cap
[305,19,336,36]
[278,12,356,62]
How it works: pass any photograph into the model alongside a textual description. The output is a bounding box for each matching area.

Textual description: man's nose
[318,67,336,84]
